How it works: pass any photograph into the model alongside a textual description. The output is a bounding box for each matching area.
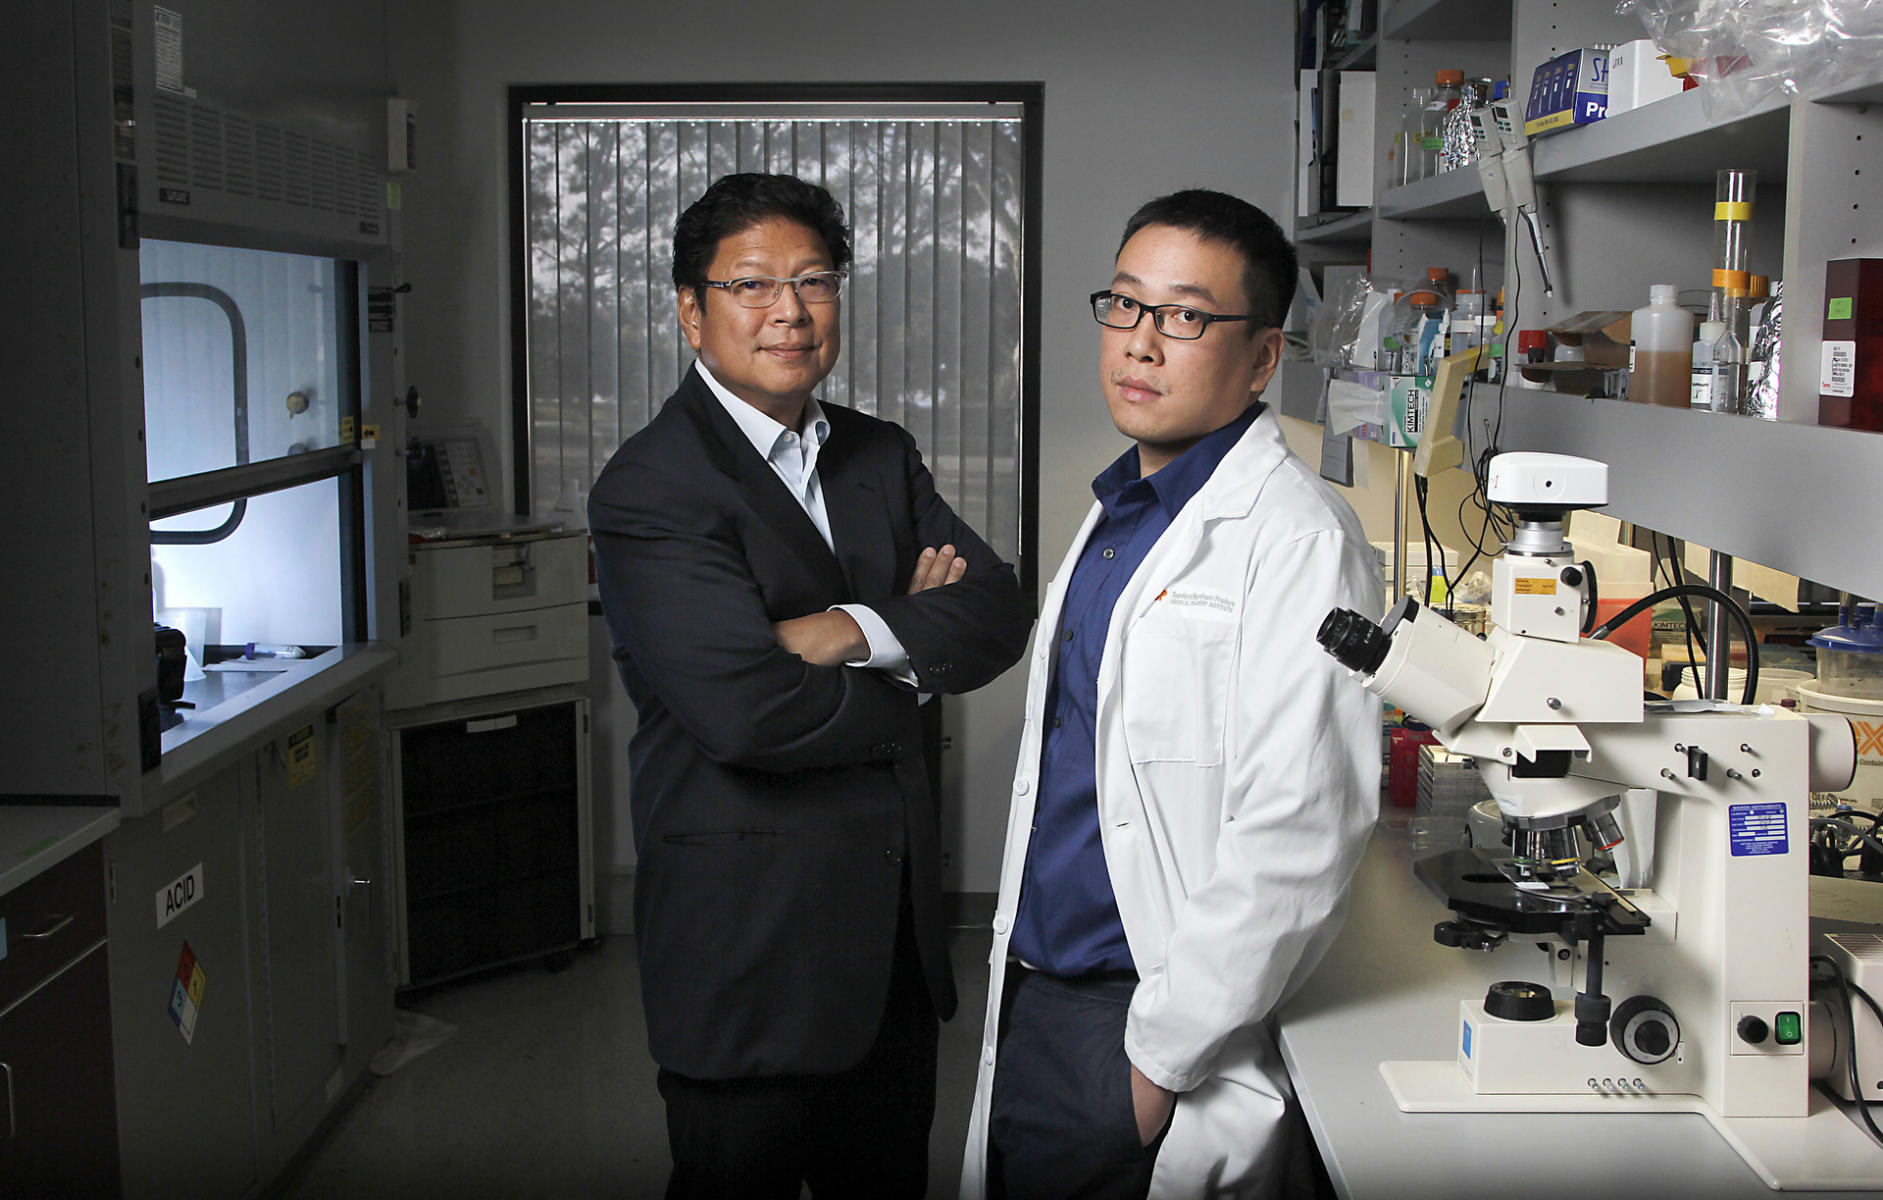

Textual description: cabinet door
[251,717,342,1160]
[333,687,395,1065]
[0,943,120,1200]
[107,766,259,1200]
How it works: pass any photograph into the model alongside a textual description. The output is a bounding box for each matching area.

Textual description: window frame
[505,82,1043,595]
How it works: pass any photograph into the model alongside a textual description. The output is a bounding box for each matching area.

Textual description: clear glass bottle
[1707,289,1750,414]
[1425,70,1465,174]
[1690,320,1723,409]
[1398,87,1431,186]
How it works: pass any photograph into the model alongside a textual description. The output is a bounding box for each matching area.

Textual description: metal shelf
[1334,33,1379,71]
[1382,0,1512,43]
[1814,70,1883,106]
[1297,209,1375,242]
[1494,390,1883,600]
[1377,169,1491,220]
[1531,89,1791,184]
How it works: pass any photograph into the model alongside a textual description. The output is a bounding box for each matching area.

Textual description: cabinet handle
[1,1061,13,1142]
[19,914,74,941]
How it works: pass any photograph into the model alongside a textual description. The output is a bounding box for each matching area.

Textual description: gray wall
[388,0,1300,908]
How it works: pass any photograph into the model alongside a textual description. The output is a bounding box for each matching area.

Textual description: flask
[1628,284,1694,408]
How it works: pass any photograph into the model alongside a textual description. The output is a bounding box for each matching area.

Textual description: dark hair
[671,173,853,298]
[1117,189,1297,330]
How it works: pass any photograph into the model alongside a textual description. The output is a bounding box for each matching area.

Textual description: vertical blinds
[522,106,1026,560]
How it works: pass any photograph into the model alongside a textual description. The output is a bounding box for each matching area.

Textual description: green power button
[1775,1011,1803,1045]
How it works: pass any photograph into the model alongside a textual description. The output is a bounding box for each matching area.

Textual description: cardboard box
[1515,312,1632,394]
[1335,71,1376,209]
[1548,311,1632,365]
[1525,48,1609,137]
[1608,39,1683,115]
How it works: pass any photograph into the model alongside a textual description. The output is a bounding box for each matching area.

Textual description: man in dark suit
[589,172,1032,1199]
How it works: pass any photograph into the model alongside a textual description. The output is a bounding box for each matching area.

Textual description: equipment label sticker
[1729,803,1788,857]
[169,941,206,1045]
[153,7,185,94]
[1513,578,1558,595]
[1822,340,1856,397]
[287,725,316,789]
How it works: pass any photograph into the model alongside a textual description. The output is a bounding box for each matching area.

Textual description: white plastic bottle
[1628,284,1695,408]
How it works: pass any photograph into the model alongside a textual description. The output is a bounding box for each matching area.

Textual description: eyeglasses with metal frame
[1088,290,1257,340]
[704,272,846,308]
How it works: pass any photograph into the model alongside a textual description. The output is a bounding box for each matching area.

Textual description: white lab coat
[960,409,1383,1199]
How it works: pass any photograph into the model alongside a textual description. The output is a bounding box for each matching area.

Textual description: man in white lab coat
[960,190,1382,1199]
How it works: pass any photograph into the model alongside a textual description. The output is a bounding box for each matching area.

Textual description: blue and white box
[1524,48,1609,138]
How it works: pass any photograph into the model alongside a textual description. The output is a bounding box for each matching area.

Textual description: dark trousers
[657,900,939,1200]
[987,967,1166,1200]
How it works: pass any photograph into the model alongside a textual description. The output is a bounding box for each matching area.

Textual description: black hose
[1589,583,1759,706]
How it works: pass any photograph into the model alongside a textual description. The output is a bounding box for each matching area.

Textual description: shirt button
[1103,547,1116,560]
[993,914,1010,934]
[1015,779,1030,796]
[984,1046,995,1065]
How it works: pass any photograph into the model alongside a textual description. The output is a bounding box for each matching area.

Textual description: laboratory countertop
[1276,807,1883,1200]
[0,803,119,896]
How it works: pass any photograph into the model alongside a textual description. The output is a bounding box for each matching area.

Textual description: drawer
[410,532,587,621]
[387,601,589,709]
[0,840,106,1015]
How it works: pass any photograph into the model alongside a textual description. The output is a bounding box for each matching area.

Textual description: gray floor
[275,930,994,1199]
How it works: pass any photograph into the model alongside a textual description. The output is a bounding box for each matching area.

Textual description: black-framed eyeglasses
[704,271,846,308]
[1089,290,1257,340]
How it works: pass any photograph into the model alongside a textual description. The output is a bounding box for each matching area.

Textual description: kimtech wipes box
[1525,48,1609,137]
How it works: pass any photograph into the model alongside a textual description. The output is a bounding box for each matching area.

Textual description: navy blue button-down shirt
[1010,403,1263,977]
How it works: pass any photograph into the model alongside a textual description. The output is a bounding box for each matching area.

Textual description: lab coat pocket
[1120,616,1237,766]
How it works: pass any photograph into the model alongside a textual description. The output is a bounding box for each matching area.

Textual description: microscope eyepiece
[1319,607,1392,675]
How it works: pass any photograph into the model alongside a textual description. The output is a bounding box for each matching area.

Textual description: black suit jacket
[589,365,1032,1081]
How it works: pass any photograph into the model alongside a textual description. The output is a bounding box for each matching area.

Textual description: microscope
[1318,453,1879,1189]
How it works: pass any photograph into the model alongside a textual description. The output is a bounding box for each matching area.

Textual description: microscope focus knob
[1610,995,1680,1065]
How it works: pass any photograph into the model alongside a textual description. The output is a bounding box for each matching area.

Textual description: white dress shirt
[695,360,914,681]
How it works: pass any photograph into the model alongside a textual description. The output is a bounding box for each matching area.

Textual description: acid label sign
[156,862,206,929]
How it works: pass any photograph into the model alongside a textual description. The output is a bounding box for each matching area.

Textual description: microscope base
[1382,1059,1883,1190]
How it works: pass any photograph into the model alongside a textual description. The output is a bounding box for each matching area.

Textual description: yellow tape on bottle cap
[1712,268,1751,288]
[1714,201,1754,221]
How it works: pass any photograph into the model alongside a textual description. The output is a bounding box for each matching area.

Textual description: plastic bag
[1309,272,1403,369]
[1620,0,1883,122]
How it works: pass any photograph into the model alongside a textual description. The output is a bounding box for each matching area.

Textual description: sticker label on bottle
[1822,340,1857,397]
